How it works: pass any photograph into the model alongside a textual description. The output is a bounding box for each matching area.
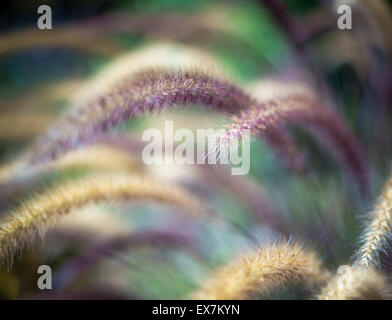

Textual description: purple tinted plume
[27,68,255,165]
[217,95,368,195]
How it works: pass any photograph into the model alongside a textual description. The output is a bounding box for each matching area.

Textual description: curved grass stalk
[215,94,368,194]
[356,175,392,267]
[50,205,131,241]
[317,266,390,300]
[0,174,203,265]
[27,68,256,165]
[244,77,322,172]
[49,144,138,172]
[356,0,392,56]
[71,43,226,107]
[5,68,364,195]
[257,0,307,58]
[0,144,143,209]
[1,138,141,183]
[0,69,367,207]
[192,241,327,299]
[0,44,225,178]
[25,68,350,179]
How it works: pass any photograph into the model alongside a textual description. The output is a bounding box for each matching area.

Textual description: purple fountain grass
[214,94,368,194]
[192,240,328,299]
[19,67,305,177]
[0,173,203,265]
[7,67,366,196]
[26,68,256,166]
[317,266,391,300]
[257,0,307,57]
[22,68,312,174]
[0,65,367,202]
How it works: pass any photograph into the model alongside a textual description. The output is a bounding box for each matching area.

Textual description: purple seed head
[216,95,368,195]
[28,68,256,165]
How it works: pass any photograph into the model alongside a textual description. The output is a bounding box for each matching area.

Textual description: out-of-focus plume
[0,174,203,265]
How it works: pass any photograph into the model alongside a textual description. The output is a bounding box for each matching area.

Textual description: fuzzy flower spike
[192,241,327,299]
[215,92,368,195]
[356,174,392,267]
[0,173,203,265]
[27,68,255,165]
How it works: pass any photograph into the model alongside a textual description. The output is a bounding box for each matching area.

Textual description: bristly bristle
[356,175,392,268]
[192,241,328,299]
[215,94,368,195]
[317,266,391,300]
[0,0,390,301]
[0,174,203,266]
[26,68,255,166]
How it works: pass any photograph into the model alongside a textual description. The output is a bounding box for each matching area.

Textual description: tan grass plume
[192,241,327,299]
[357,174,392,267]
[317,266,390,300]
[0,174,203,265]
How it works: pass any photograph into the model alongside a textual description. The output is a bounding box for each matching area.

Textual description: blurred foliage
[0,0,391,300]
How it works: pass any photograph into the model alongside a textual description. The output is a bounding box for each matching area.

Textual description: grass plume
[356,175,392,267]
[215,94,368,194]
[24,67,363,193]
[317,266,390,300]
[192,241,327,299]
[49,205,130,241]
[27,68,254,166]
[0,144,142,209]
[70,43,225,107]
[0,174,202,265]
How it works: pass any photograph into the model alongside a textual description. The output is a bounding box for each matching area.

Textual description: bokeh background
[0,0,392,299]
